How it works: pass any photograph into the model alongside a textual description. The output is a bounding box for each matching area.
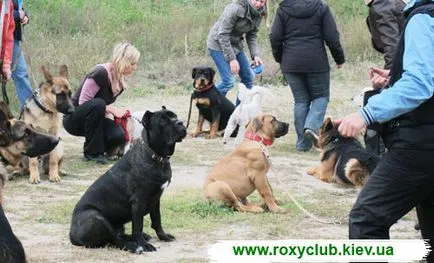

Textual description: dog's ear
[208,67,215,82]
[41,66,53,84]
[191,68,197,79]
[323,117,334,131]
[162,106,167,110]
[0,101,14,120]
[142,110,153,128]
[59,64,69,79]
[252,116,263,132]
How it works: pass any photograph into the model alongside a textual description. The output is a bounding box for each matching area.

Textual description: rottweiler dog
[69,106,187,254]
[307,118,378,187]
[0,101,59,263]
[189,66,235,139]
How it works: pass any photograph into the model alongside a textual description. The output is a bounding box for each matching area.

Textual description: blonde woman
[63,43,140,164]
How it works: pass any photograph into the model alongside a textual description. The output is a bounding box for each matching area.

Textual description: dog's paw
[29,174,41,184]
[142,232,152,241]
[49,173,61,183]
[205,134,218,139]
[307,167,316,175]
[269,206,286,214]
[134,242,156,254]
[157,232,175,242]
[191,131,200,138]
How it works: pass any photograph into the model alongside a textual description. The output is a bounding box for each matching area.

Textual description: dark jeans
[349,147,434,262]
[63,98,125,156]
[284,72,330,151]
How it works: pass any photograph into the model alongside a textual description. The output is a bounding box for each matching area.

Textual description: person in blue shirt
[336,0,434,260]
[11,0,33,108]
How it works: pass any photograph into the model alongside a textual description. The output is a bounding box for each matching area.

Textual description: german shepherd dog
[23,65,74,184]
[0,101,59,263]
[307,118,378,187]
[189,66,235,139]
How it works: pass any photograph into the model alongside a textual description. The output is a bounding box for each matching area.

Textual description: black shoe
[84,153,108,164]
[304,128,319,148]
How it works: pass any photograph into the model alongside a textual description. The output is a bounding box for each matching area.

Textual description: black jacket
[269,0,345,73]
[71,66,123,107]
[366,0,405,69]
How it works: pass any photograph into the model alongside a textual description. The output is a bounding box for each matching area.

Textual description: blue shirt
[360,12,434,125]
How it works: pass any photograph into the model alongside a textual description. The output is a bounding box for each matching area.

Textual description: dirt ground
[2,75,421,263]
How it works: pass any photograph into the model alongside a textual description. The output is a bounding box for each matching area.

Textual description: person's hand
[19,10,25,20]
[253,56,263,66]
[229,59,239,74]
[2,64,11,80]
[369,67,390,90]
[21,15,29,25]
[335,112,366,138]
[107,106,128,118]
[336,63,343,69]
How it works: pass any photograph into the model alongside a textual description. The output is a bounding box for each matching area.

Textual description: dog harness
[244,131,273,146]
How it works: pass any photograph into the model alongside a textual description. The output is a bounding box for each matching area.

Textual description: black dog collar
[142,142,171,164]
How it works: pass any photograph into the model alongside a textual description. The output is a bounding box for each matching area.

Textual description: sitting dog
[307,118,378,187]
[23,65,74,184]
[223,83,272,146]
[69,106,187,253]
[189,66,235,139]
[0,101,59,263]
[203,114,289,213]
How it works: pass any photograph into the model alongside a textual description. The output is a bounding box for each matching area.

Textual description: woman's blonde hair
[111,42,140,92]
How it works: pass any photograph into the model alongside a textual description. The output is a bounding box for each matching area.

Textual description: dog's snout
[176,120,184,126]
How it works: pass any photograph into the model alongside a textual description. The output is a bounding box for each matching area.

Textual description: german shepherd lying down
[307,118,378,187]
[0,101,60,263]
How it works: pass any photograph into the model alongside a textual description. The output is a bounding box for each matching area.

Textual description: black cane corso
[69,106,187,254]
[190,66,235,139]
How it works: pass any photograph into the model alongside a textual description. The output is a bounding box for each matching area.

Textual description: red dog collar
[244,131,273,146]
[194,83,213,92]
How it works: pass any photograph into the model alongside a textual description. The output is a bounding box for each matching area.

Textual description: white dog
[223,84,272,146]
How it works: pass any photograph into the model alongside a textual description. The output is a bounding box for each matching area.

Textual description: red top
[1,1,15,69]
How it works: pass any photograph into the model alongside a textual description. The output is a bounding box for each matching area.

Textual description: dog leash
[257,142,348,225]
[186,92,193,129]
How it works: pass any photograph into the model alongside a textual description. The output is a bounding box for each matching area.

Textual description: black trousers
[63,98,125,156]
[349,147,434,262]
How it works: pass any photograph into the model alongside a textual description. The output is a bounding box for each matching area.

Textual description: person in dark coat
[337,0,434,261]
[269,0,345,152]
[363,0,406,158]
[63,43,140,164]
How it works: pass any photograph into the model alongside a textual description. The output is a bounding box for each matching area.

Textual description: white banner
[208,239,430,262]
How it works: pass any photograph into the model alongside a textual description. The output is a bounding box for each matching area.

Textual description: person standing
[11,0,33,108]
[0,0,15,81]
[363,0,406,157]
[207,0,266,99]
[269,0,345,152]
[336,0,434,261]
[63,43,140,164]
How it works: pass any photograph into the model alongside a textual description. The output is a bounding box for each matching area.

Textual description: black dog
[188,66,235,139]
[69,106,187,253]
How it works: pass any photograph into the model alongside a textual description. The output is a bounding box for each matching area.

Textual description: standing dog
[307,118,378,187]
[203,114,289,213]
[23,65,74,184]
[70,107,187,253]
[223,83,272,146]
[0,101,59,263]
[189,66,235,139]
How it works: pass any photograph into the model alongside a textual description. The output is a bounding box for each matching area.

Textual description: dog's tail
[186,92,194,129]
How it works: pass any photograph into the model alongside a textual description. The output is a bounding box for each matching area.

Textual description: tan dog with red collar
[203,114,289,213]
